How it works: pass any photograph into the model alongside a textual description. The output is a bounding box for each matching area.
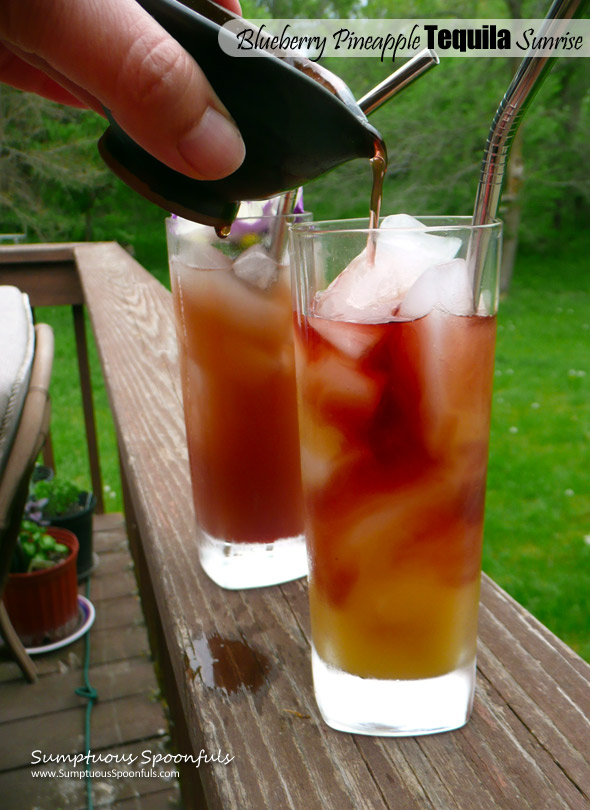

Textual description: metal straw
[358,49,439,115]
[471,0,589,303]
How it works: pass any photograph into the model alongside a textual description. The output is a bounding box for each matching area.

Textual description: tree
[243,0,361,17]
[0,86,113,240]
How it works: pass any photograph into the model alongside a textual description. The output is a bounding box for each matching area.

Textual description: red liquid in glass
[294,308,496,679]
[171,259,303,544]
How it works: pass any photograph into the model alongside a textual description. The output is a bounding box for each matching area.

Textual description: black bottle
[98,0,384,228]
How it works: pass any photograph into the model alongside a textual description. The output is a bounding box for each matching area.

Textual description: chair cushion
[0,286,35,478]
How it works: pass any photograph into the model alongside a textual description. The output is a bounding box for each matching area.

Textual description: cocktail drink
[290,215,501,735]
[167,203,310,589]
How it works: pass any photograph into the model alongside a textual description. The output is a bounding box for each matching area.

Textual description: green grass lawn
[34,303,124,513]
[36,228,590,663]
[483,232,590,662]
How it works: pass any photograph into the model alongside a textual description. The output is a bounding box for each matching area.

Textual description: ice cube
[396,268,438,320]
[398,258,473,320]
[233,243,278,290]
[309,316,383,359]
[298,417,344,490]
[380,213,426,230]
[315,249,401,323]
[191,243,235,272]
[304,352,383,425]
[436,259,473,316]
[172,258,288,345]
[314,214,462,323]
[175,238,234,271]
[375,215,462,297]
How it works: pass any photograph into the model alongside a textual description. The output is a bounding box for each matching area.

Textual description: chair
[0,318,54,681]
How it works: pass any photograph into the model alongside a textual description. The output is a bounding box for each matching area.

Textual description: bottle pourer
[98,0,437,229]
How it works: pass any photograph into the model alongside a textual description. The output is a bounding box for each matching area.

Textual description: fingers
[0,0,246,180]
[0,44,102,109]
[218,0,242,14]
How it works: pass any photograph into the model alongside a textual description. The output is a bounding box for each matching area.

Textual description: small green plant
[32,478,82,518]
[11,521,70,573]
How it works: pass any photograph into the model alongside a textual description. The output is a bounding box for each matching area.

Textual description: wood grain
[74,242,590,810]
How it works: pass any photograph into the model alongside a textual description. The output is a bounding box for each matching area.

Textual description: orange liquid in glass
[171,261,303,544]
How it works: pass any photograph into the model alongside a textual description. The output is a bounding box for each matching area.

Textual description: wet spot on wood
[184,633,272,695]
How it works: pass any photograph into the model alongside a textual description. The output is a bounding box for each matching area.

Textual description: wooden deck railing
[0,244,104,513]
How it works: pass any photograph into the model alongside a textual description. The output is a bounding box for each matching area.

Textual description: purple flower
[227,213,271,244]
[227,191,305,245]
[293,188,305,214]
[24,496,49,525]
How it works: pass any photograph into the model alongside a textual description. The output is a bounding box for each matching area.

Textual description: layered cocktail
[291,215,501,734]
[167,204,310,589]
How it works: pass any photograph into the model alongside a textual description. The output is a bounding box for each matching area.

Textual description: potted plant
[30,477,97,579]
[4,521,79,647]
[31,462,54,485]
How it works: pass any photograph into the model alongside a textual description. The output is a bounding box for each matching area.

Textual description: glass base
[198,529,308,590]
[311,647,476,736]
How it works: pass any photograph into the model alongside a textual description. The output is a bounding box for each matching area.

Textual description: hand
[0,0,245,180]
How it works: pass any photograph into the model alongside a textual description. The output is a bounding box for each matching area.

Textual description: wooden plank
[90,549,135,577]
[93,532,132,555]
[88,567,138,602]
[88,625,151,667]
[91,595,144,632]
[93,512,127,533]
[93,530,132,556]
[477,618,590,801]
[75,242,590,810]
[0,264,84,306]
[121,471,214,810]
[0,244,82,304]
[0,694,168,772]
[0,624,152,684]
[0,657,158,724]
[0,243,79,263]
[467,666,588,810]
[103,788,182,809]
[0,739,180,810]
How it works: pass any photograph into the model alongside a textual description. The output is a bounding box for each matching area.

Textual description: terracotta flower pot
[3,527,79,648]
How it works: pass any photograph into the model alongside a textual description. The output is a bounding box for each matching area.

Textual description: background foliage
[2,0,588,254]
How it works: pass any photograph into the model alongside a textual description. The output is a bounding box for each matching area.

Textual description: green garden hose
[74,578,97,810]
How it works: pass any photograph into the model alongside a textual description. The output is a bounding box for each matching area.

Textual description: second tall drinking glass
[167,204,310,589]
[290,215,502,735]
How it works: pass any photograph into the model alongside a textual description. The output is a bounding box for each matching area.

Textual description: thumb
[0,0,245,180]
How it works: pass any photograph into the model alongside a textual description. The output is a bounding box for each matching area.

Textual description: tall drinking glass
[290,216,502,735]
[167,204,311,589]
